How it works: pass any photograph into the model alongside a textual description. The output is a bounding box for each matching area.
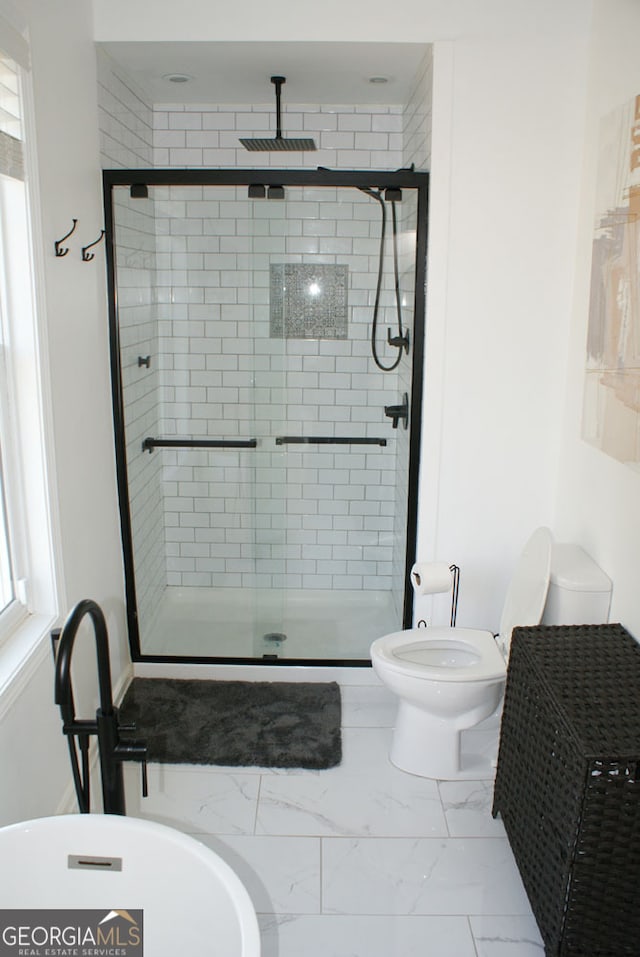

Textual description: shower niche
[104,167,428,665]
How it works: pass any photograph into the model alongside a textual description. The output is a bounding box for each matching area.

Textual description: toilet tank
[541,544,612,625]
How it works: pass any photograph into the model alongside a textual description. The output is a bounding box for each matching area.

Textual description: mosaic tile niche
[270,263,349,339]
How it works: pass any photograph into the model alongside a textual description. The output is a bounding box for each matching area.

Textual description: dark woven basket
[493,624,640,956]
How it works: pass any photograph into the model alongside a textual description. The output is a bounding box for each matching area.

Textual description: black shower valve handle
[387,327,410,355]
[384,393,409,429]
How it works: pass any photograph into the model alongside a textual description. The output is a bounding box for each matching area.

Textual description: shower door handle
[275,436,387,447]
[142,437,258,453]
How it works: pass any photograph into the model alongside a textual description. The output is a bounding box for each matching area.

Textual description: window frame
[0,29,59,682]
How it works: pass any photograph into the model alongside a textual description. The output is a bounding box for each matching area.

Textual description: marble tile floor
[123,683,544,957]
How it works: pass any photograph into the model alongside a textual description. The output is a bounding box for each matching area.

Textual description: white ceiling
[99,41,429,106]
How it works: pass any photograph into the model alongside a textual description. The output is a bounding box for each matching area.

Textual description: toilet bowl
[370,527,554,780]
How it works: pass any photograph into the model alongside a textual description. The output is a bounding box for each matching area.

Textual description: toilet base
[389,701,498,781]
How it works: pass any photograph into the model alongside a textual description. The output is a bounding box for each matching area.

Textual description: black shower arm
[272,75,285,139]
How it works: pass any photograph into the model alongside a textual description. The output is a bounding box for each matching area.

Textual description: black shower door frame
[103,167,429,666]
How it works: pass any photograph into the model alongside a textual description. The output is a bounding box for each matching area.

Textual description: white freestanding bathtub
[0,814,260,956]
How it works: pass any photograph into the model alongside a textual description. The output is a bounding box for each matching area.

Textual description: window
[0,16,58,663]
[0,50,30,636]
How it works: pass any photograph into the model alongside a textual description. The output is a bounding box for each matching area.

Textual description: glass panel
[114,184,261,657]
[112,178,419,662]
[247,184,416,659]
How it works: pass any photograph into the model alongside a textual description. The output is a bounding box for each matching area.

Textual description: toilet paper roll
[410,562,453,596]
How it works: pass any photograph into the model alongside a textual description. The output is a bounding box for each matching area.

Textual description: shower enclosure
[104,168,428,665]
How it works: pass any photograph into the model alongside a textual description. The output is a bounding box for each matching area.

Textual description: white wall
[0,0,131,825]
[92,0,585,46]
[554,0,640,638]
[24,0,128,672]
[420,30,591,628]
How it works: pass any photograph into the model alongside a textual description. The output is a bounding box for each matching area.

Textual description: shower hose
[358,186,406,372]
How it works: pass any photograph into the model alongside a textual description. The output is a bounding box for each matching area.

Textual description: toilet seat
[370,627,506,682]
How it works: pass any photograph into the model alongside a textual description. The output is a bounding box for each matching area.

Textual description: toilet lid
[498,526,553,655]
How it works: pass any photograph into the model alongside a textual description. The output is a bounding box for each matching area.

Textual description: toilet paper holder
[448,564,460,626]
[411,563,460,626]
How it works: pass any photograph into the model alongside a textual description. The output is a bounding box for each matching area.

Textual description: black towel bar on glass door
[142,437,258,452]
[274,436,387,447]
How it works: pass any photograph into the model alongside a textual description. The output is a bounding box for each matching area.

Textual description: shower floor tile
[122,676,544,957]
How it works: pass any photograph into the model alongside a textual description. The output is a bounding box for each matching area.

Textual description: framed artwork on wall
[583,93,640,470]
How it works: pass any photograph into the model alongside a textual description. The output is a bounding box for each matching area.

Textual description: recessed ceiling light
[162,73,193,84]
[368,76,389,84]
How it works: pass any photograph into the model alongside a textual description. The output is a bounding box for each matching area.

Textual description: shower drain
[263,632,287,643]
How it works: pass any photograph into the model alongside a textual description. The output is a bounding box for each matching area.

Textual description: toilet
[370,528,612,780]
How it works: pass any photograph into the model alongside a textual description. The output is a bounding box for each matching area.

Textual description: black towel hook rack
[82,229,105,262]
[54,218,78,257]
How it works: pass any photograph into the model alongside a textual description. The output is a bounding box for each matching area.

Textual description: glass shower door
[110,183,265,659]
[107,172,424,663]
[246,182,416,659]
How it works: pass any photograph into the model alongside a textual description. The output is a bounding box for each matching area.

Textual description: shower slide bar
[275,436,387,446]
[142,437,257,452]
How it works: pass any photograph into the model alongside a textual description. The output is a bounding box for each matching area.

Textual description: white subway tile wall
[403,48,433,176]
[152,101,405,172]
[98,50,167,642]
[152,183,408,593]
[98,48,432,649]
[115,235,169,642]
[97,49,154,168]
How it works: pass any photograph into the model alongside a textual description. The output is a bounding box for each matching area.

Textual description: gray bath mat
[119,678,342,770]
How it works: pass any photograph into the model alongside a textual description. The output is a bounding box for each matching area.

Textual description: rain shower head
[241,136,317,152]
[239,76,317,152]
